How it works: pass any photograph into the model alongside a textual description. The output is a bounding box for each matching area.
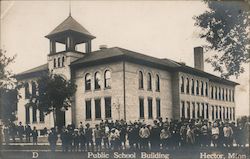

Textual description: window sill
[85,118,92,121]
[147,89,152,91]
[139,117,145,119]
[85,90,91,93]
[156,90,160,92]
[139,88,144,90]
[32,122,38,124]
[94,88,101,91]
[104,87,111,90]
[95,118,102,120]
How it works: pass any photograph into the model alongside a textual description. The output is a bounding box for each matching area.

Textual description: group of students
[3,122,39,145]
[47,117,249,152]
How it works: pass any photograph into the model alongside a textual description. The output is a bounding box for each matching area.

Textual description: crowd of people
[2,117,250,152]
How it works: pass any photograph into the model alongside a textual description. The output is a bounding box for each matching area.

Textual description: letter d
[32,152,39,158]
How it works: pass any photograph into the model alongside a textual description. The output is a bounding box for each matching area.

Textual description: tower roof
[45,15,95,39]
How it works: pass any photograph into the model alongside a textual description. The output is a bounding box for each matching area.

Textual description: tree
[194,1,249,78]
[0,49,16,89]
[27,73,77,128]
[0,49,18,124]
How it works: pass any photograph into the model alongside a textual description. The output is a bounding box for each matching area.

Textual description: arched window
[196,80,199,95]
[218,87,221,100]
[85,73,91,91]
[25,83,30,99]
[191,79,195,94]
[94,72,101,89]
[156,74,160,91]
[186,78,190,94]
[225,89,228,101]
[211,86,214,99]
[147,73,152,90]
[104,70,111,88]
[222,88,225,100]
[201,81,204,96]
[180,76,184,93]
[31,81,36,96]
[62,56,65,67]
[53,59,56,68]
[205,82,208,96]
[58,57,61,67]
[139,71,143,89]
[215,87,218,99]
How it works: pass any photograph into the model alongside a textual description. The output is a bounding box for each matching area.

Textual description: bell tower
[45,15,95,79]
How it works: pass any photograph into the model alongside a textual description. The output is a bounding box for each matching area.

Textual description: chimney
[99,45,108,50]
[194,46,204,71]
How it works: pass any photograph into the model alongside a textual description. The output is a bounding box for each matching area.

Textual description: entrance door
[56,110,65,129]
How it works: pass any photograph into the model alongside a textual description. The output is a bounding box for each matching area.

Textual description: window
[229,107,232,120]
[223,107,225,120]
[215,106,218,119]
[232,108,235,120]
[201,103,204,119]
[105,97,112,118]
[211,86,214,99]
[139,98,144,118]
[94,72,101,89]
[191,79,195,94]
[39,110,44,122]
[218,87,221,100]
[187,102,190,119]
[232,90,235,102]
[181,76,184,93]
[225,89,228,101]
[32,107,37,123]
[201,81,204,96]
[58,57,61,67]
[148,98,153,119]
[226,107,229,119]
[25,107,30,124]
[205,82,208,96]
[192,103,195,118]
[147,73,152,90]
[212,106,214,120]
[186,78,190,94]
[196,80,199,95]
[222,88,225,100]
[215,87,218,99]
[104,70,111,88]
[62,56,65,67]
[31,82,36,97]
[156,74,160,91]
[25,83,30,99]
[197,103,200,118]
[139,71,143,89]
[86,100,92,120]
[85,73,91,91]
[219,106,222,119]
[181,101,185,118]
[54,59,56,68]
[229,90,232,101]
[95,99,101,119]
[206,104,209,119]
[156,99,161,118]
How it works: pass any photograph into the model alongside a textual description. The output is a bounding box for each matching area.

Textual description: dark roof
[45,15,95,38]
[15,64,48,80]
[71,47,180,69]
[15,47,238,86]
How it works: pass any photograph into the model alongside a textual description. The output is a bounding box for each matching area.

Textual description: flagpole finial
[69,0,71,16]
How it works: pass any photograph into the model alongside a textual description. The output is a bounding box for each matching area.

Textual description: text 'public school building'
[15,15,238,130]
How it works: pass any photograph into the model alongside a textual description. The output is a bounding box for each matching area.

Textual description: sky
[1,1,249,117]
